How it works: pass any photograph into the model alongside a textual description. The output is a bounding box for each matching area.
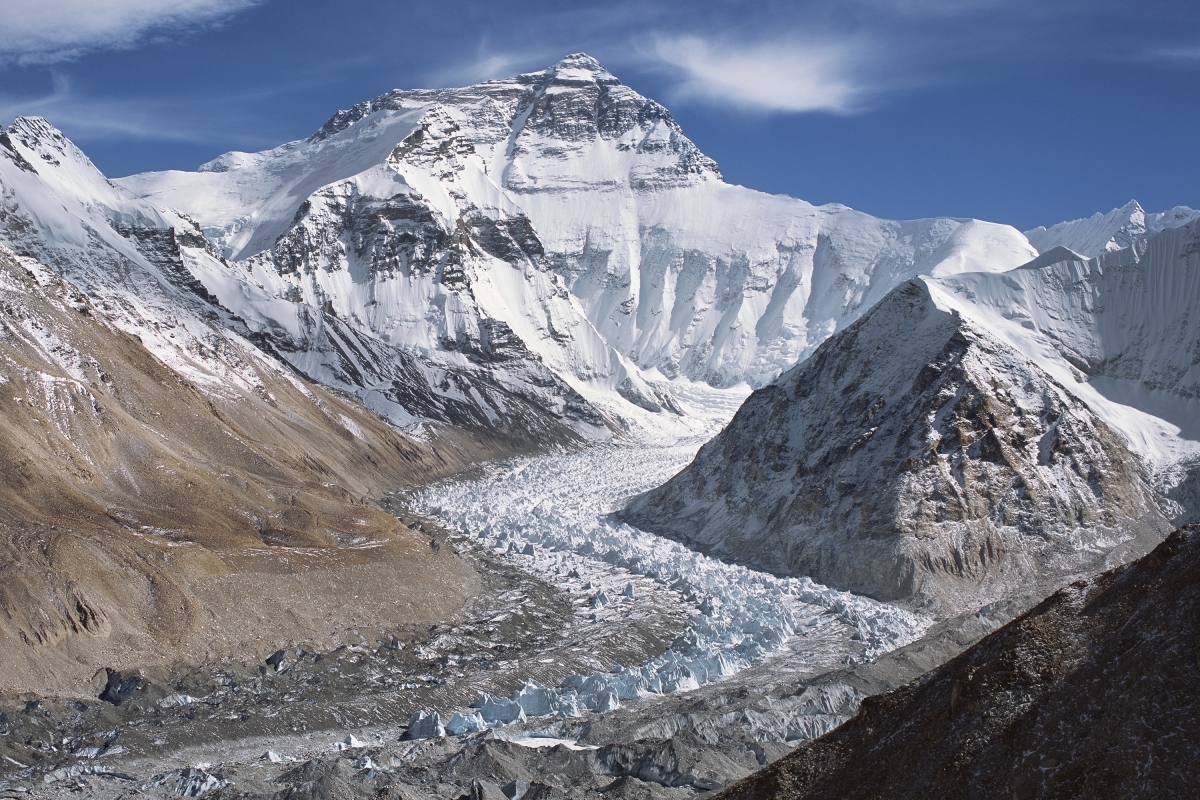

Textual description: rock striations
[712,524,1200,800]
[623,278,1169,611]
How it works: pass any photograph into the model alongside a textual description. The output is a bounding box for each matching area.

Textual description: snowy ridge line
[408,442,929,738]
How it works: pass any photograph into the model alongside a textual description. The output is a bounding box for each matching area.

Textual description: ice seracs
[412,433,928,739]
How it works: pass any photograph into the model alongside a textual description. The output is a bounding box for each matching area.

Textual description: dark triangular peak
[1016,245,1088,271]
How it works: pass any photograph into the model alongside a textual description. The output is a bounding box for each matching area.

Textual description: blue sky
[1,0,1197,230]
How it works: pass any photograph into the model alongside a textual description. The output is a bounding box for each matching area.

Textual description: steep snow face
[1025,199,1200,258]
[929,222,1200,520]
[123,89,679,430]
[624,279,1170,612]
[120,54,1036,398]
[930,229,1200,451]
[0,116,265,395]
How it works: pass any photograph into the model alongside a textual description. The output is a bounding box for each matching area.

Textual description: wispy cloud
[650,35,871,114]
[427,50,556,89]
[0,0,260,65]
[0,73,278,149]
[1145,44,1200,62]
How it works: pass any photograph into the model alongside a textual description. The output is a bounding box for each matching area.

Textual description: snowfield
[410,383,929,736]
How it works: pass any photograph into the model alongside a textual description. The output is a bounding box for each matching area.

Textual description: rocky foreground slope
[714,523,1200,800]
[0,241,526,695]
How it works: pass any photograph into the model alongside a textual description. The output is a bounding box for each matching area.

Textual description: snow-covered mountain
[8,52,1198,619]
[624,279,1169,610]
[117,54,1037,429]
[1025,199,1199,258]
[930,224,1200,520]
[626,220,1200,610]
[0,115,604,442]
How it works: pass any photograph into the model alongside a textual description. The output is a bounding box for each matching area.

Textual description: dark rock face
[713,524,1200,800]
[624,280,1169,611]
[272,184,453,280]
[98,669,141,705]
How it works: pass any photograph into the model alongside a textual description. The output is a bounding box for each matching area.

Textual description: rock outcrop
[624,279,1169,611]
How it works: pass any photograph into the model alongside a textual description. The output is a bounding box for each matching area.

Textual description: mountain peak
[554,53,603,70]
[8,115,67,148]
[545,52,619,85]
[4,115,104,181]
[1118,198,1145,216]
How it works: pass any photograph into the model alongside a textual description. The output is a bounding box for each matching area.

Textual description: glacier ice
[406,710,445,740]
[446,711,486,736]
[412,395,929,733]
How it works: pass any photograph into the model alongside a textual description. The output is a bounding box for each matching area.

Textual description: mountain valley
[0,52,1196,799]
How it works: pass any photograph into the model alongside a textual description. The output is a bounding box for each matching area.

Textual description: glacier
[407,383,929,737]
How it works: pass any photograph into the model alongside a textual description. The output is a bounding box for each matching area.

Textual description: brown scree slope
[0,248,567,695]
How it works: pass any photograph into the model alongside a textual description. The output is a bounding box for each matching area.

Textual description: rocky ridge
[624,278,1169,611]
[713,524,1200,800]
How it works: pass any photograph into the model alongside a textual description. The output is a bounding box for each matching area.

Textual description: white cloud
[429,51,553,89]
[1147,44,1200,62]
[0,0,259,64]
[651,35,869,114]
